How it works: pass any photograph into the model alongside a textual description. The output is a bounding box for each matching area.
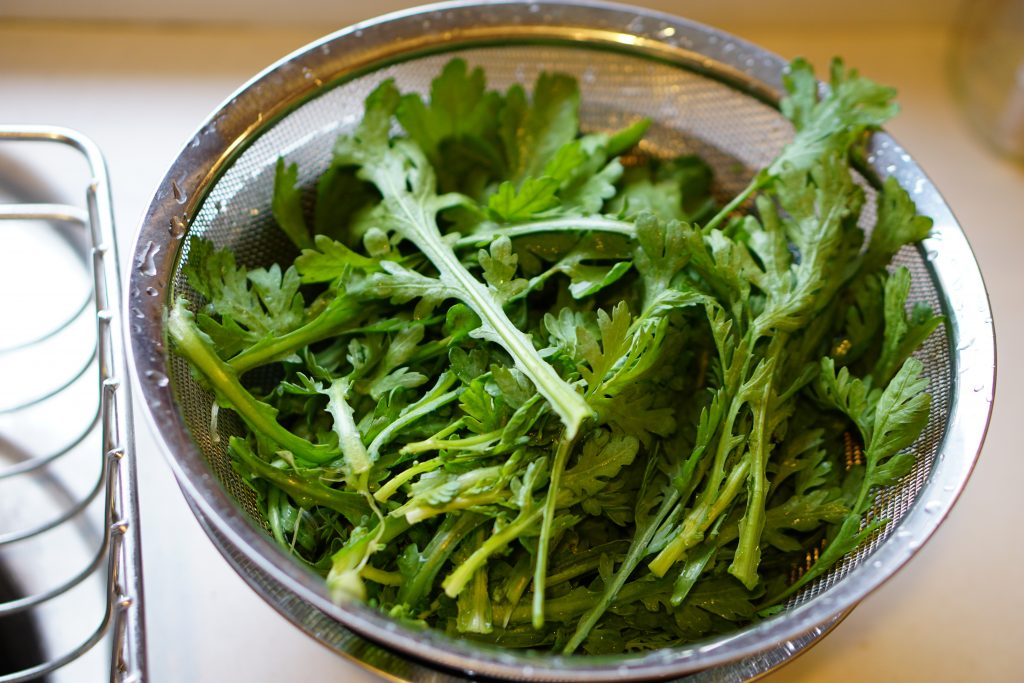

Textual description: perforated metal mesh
[168,42,951,651]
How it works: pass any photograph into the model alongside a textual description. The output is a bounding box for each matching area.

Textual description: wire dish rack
[0,126,146,683]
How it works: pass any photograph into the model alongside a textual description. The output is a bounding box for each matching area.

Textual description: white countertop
[1,13,1020,683]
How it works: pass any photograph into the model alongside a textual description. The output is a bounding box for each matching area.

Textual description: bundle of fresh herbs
[168,57,940,653]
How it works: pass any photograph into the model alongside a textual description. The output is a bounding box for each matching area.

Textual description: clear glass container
[950,0,1024,161]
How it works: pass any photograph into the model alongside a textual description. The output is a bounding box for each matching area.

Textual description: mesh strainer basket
[127,1,995,680]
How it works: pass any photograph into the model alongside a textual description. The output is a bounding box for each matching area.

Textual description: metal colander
[127,2,994,681]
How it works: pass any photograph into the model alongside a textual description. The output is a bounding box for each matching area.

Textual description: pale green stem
[442,507,544,598]
[453,216,637,249]
[532,434,577,629]
[168,305,339,464]
[399,429,502,456]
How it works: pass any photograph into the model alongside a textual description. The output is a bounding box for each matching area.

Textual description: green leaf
[490,364,535,409]
[864,358,929,475]
[559,429,640,507]
[814,357,874,439]
[478,235,529,302]
[247,264,305,331]
[873,267,943,385]
[774,513,883,602]
[606,118,651,156]
[611,155,715,223]
[762,490,849,551]
[314,163,380,239]
[566,261,633,300]
[370,260,460,311]
[488,177,560,221]
[560,157,623,215]
[449,347,490,384]
[295,234,380,283]
[634,213,691,307]
[501,72,580,181]
[774,58,899,174]
[578,302,633,389]
[459,377,506,434]
[272,158,314,250]
[686,577,757,621]
[182,238,305,351]
[862,176,933,273]
[602,384,677,443]
[397,58,502,164]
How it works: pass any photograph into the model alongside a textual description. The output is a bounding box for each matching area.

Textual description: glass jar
[950,0,1024,162]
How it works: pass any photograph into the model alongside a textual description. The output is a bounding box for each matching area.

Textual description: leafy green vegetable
[168,57,938,655]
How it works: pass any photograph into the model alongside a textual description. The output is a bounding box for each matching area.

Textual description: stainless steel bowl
[127,1,995,680]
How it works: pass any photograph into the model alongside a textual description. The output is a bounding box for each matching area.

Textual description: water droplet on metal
[956,336,975,351]
[136,241,160,277]
[923,500,942,514]
[171,180,186,204]
[145,286,159,297]
[169,215,187,240]
[145,370,170,388]
[658,26,676,38]
[301,67,323,87]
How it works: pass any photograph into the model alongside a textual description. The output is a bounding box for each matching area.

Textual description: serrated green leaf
[479,235,529,301]
[559,429,640,507]
[295,234,379,283]
[272,157,313,250]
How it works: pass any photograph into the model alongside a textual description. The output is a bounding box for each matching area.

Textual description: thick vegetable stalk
[332,80,593,439]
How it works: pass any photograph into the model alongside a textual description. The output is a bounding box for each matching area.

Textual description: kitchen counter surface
[0,14,1019,683]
